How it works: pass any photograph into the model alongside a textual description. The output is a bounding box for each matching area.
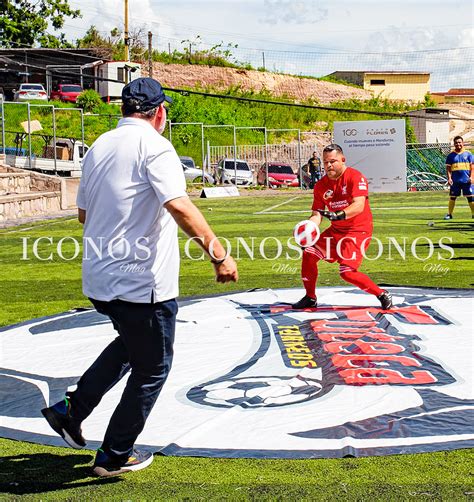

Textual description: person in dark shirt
[307,151,322,188]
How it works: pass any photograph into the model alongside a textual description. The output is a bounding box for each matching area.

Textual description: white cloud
[64,0,176,42]
[260,0,328,25]
[361,26,474,90]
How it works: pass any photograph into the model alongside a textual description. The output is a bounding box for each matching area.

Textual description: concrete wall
[0,162,75,221]
[408,110,450,143]
[364,73,430,102]
[0,192,61,222]
[330,72,430,102]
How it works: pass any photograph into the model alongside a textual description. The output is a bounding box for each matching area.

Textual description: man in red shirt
[292,143,392,310]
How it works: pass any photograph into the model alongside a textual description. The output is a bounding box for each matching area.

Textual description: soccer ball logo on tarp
[197,374,324,408]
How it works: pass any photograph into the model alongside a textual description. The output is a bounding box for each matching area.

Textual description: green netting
[406,145,451,191]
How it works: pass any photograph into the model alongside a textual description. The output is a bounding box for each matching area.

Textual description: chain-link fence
[167,120,330,187]
[0,103,455,192]
[0,101,120,175]
[406,142,451,191]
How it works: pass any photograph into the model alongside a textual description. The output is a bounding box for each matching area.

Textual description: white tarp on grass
[1,287,473,458]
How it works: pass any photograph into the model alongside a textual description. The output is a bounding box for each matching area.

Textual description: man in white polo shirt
[41,78,238,477]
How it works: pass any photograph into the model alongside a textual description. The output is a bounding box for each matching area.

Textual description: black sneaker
[444,214,453,220]
[377,290,393,310]
[292,295,318,309]
[41,397,86,449]
[92,448,154,477]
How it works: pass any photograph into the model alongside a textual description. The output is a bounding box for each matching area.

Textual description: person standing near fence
[444,136,474,220]
[41,77,238,477]
[307,151,321,188]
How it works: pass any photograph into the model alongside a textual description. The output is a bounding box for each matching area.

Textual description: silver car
[215,158,254,186]
[180,156,214,184]
[14,83,48,102]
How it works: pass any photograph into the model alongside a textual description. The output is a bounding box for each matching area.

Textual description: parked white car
[180,156,214,184]
[215,158,254,186]
[14,83,48,102]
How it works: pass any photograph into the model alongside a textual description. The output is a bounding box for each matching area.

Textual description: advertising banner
[333,119,407,192]
[2,287,473,459]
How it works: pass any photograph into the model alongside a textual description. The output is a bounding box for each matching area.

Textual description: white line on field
[254,205,447,215]
[254,196,300,214]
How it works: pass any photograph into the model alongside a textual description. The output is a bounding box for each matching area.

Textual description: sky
[60,0,474,91]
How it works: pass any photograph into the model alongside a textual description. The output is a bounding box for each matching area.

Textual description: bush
[76,89,103,113]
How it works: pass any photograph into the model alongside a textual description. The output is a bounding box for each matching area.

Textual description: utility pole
[124,0,130,62]
[148,31,153,78]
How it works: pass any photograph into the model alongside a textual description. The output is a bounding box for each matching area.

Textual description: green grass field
[0,191,473,500]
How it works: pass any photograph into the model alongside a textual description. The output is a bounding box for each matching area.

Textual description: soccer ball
[199,374,324,408]
[293,220,320,248]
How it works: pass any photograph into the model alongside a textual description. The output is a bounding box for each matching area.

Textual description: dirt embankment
[147,63,372,104]
[448,104,474,143]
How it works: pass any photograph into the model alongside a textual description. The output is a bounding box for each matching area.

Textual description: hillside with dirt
[448,104,474,143]
[147,62,372,104]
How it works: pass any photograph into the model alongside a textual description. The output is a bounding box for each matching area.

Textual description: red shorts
[315,227,372,269]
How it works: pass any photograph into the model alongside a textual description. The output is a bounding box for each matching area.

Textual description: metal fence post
[233,125,237,185]
[81,108,85,154]
[264,127,268,188]
[297,129,302,189]
[201,123,205,183]
[203,124,235,184]
[1,99,5,154]
[27,103,32,170]
[52,105,57,175]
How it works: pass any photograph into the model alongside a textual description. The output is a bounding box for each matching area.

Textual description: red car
[257,162,300,188]
[50,84,83,103]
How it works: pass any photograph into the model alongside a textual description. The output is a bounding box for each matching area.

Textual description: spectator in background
[444,136,473,220]
[307,151,322,188]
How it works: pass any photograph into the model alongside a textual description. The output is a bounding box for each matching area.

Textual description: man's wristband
[210,256,227,265]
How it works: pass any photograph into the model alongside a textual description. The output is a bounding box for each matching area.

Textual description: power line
[162,87,471,122]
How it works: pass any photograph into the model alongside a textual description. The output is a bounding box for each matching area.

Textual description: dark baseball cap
[122,77,172,111]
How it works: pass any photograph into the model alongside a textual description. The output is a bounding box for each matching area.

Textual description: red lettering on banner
[334,306,438,324]
[311,320,383,331]
[332,354,421,368]
[303,305,444,386]
[316,331,404,342]
[272,303,450,386]
[324,341,405,355]
[340,368,437,385]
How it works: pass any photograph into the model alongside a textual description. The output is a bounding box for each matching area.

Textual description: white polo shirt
[77,117,187,303]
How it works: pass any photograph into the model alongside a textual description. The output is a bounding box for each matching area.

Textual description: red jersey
[312,166,372,232]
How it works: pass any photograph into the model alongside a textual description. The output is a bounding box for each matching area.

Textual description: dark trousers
[67,297,177,459]
[310,171,320,188]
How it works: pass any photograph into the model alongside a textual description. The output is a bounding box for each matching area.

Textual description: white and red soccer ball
[293,220,320,248]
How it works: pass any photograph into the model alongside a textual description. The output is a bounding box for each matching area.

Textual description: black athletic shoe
[292,295,318,309]
[377,290,393,310]
[444,214,453,220]
[41,397,86,449]
[92,448,154,478]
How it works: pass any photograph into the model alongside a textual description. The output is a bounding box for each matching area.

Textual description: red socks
[339,266,383,296]
[300,248,383,298]
[301,247,323,298]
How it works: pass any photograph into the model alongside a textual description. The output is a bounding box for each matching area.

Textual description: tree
[76,25,145,62]
[0,0,80,48]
